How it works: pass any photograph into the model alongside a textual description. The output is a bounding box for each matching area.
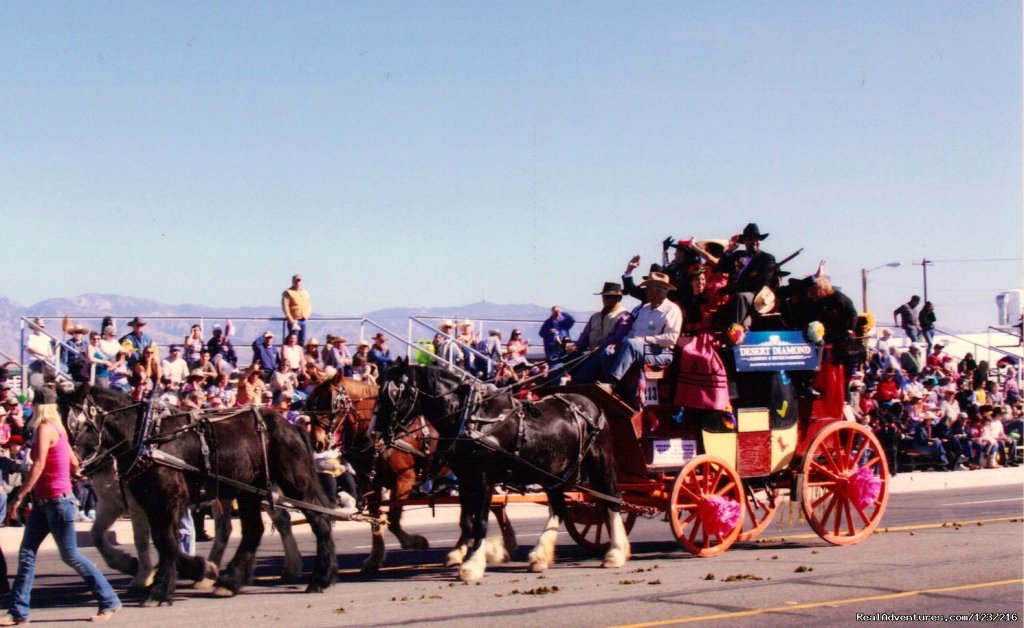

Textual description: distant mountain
[0,295,574,364]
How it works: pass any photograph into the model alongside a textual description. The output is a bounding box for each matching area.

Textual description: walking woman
[2,391,121,625]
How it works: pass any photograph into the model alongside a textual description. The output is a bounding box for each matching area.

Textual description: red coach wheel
[668,455,745,557]
[737,481,779,542]
[800,422,890,545]
[564,499,637,552]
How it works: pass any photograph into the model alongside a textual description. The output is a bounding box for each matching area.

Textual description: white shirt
[627,299,682,348]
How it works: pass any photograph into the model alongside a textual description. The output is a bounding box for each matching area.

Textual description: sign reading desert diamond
[733,331,821,372]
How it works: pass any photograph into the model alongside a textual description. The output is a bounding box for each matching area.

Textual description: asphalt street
[1,467,1021,627]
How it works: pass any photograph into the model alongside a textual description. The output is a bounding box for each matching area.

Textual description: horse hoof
[406,535,429,551]
[141,598,160,608]
[279,572,304,585]
[458,565,483,583]
[211,587,235,598]
[444,549,465,567]
[193,577,216,590]
[305,582,326,594]
[601,549,628,568]
[528,560,549,573]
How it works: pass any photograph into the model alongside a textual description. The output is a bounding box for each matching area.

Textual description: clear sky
[2,2,1020,331]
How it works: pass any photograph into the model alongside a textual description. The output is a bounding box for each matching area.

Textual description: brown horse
[305,373,517,572]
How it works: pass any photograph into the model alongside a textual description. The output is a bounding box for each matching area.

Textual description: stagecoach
[559,329,890,556]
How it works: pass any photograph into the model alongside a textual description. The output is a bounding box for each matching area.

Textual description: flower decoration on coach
[806,321,825,344]
[725,323,745,346]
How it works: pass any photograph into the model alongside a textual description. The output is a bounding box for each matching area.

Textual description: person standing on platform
[281,274,311,345]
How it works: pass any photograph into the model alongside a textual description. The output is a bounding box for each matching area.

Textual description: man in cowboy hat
[715,223,777,326]
[119,316,155,368]
[601,272,682,395]
[252,331,279,379]
[369,332,393,377]
[568,282,633,384]
[63,324,90,382]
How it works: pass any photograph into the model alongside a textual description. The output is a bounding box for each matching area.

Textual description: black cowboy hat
[741,223,769,240]
[594,282,623,296]
[128,316,147,327]
[641,263,665,280]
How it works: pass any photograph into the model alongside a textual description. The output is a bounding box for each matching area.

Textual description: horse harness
[70,397,381,524]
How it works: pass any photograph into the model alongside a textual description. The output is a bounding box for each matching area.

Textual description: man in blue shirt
[119,317,155,368]
[251,331,279,380]
[539,306,576,360]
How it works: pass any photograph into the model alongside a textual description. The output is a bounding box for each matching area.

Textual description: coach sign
[733,331,820,372]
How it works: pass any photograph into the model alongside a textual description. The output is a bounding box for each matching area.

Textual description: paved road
[3,469,1021,627]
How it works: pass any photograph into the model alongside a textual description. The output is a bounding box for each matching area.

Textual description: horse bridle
[64,397,143,475]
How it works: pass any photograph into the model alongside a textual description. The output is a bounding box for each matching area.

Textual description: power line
[927,257,1024,263]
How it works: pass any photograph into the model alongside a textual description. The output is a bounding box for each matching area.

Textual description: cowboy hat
[638,271,675,291]
[741,223,769,240]
[128,316,147,327]
[753,286,777,315]
[594,282,623,296]
[67,325,88,334]
[697,239,729,257]
[438,320,455,330]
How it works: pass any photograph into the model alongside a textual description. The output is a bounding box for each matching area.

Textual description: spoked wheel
[668,455,745,557]
[801,422,890,545]
[564,499,637,552]
[737,480,779,542]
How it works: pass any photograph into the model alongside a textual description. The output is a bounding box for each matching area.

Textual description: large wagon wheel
[564,499,637,552]
[737,480,779,542]
[668,455,745,557]
[800,422,890,545]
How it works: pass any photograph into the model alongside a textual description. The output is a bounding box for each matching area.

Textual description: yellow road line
[751,516,1020,542]
[611,579,1024,628]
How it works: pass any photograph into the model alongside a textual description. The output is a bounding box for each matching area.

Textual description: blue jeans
[607,338,673,381]
[8,496,121,621]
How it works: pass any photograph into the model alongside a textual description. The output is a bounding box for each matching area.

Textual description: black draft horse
[58,384,336,605]
[305,373,520,573]
[373,359,630,581]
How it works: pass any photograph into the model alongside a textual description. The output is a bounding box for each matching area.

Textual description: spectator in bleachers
[369,333,393,377]
[119,316,155,368]
[25,318,55,379]
[539,307,576,361]
[323,336,351,375]
[235,363,267,407]
[505,329,530,367]
[900,344,924,376]
[86,331,113,388]
[189,349,218,385]
[207,325,237,372]
[433,321,460,367]
[351,355,377,385]
[908,411,950,470]
[252,331,279,379]
[108,351,132,394]
[976,415,1001,468]
[270,361,299,405]
[280,333,304,371]
[957,352,977,379]
[456,321,481,372]
[875,328,894,357]
[183,324,205,366]
[303,338,323,368]
[161,345,190,385]
[475,329,504,379]
[989,407,1018,467]
[64,325,90,382]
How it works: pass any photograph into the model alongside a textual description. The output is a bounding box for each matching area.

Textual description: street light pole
[861,261,903,312]
[913,258,933,302]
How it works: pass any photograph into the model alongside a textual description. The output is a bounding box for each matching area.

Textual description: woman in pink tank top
[2,395,121,625]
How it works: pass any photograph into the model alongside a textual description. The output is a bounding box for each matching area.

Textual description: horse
[58,383,336,605]
[71,397,305,598]
[304,373,518,572]
[373,358,629,582]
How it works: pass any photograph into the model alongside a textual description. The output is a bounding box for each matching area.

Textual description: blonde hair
[29,403,67,436]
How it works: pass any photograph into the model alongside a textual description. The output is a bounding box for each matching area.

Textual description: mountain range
[0,293,572,363]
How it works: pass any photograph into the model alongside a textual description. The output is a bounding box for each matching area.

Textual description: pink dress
[674,278,730,410]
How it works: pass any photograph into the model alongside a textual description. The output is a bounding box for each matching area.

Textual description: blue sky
[2,2,1020,331]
